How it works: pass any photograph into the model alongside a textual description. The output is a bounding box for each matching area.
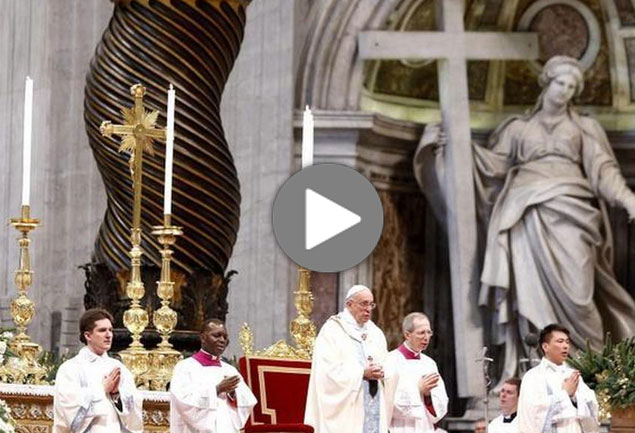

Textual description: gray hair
[402,312,430,333]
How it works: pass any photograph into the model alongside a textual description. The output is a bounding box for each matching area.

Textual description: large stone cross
[358,0,539,397]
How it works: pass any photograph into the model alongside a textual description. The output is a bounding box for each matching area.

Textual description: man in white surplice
[489,377,520,433]
[387,312,448,433]
[170,319,257,433]
[54,308,143,433]
[518,324,599,433]
[304,284,395,433]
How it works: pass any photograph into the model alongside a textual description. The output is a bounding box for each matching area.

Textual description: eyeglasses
[408,329,434,337]
[354,301,377,310]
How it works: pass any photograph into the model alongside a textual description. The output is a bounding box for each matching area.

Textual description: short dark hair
[79,308,114,344]
[539,323,570,347]
[200,318,225,333]
[504,377,521,394]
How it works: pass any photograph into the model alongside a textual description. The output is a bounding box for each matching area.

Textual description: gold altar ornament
[0,205,48,384]
[239,267,316,360]
[140,214,183,391]
[100,83,166,381]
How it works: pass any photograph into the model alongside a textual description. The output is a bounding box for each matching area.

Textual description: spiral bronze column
[83,0,249,347]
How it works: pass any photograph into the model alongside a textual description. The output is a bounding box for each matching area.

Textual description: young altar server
[518,324,599,433]
[305,284,396,433]
[488,377,520,433]
[387,312,448,433]
[170,318,257,433]
[53,308,143,433]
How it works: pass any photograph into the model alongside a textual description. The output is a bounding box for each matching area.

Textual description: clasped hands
[418,372,440,397]
[216,375,240,396]
[103,367,121,398]
[562,370,580,397]
[363,361,384,380]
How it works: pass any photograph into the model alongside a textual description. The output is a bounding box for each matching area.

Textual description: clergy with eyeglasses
[305,284,397,433]
[386,312,448,433]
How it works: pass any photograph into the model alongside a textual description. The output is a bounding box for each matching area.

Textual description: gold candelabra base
[140,346,182,391]
[0,205,48,384]
[119,347,149,385]
[138,215,183,390]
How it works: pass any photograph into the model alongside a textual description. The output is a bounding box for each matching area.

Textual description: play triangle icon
[305,188,361,250]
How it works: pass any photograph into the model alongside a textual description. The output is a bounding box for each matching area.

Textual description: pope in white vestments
[387,312,448,433]
[54,309,143,433]
[304,285,396,433]
[517,324,599,433]
[170,319,257,433]
[488,378,520,433]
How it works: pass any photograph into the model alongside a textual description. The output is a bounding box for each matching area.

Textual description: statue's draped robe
[415,110,635,377]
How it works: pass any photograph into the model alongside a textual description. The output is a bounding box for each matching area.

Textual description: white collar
[78,346,109,363]
[541,357,568,373]
[341,308,368,332]
[403,341,422,357]
[200,349,221,360]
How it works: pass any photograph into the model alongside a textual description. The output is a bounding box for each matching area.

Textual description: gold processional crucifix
[100,84,165,374]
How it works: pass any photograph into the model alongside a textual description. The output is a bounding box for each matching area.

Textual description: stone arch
[295,0,400,110]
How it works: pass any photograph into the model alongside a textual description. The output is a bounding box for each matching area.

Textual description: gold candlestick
[100,83,166,381]
[141,214,183,390]
[290,267,316,358]
[0,205,48,384]
[238,266,316,360]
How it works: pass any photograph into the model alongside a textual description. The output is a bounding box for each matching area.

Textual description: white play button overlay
[305,189,361,250]
[272,163,383,272]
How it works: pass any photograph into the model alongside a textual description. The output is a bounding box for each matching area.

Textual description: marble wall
[0,0,111,351]
[219,0,301,357]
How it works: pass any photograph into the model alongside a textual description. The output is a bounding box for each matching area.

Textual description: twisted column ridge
[85,0,247,275]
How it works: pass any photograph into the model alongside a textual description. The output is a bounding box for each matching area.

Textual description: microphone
[524,333,539,348]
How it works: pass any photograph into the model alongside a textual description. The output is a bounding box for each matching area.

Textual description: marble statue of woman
[415,55,635,379]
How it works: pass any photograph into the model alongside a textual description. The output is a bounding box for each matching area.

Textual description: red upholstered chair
[237,269,317,433]
[239,355,314,433]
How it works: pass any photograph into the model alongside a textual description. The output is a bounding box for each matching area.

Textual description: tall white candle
[301,105,314,168]
[164,84,176,215]
[22,77,33,207]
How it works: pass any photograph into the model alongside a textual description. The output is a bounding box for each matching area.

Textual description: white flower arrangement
[0,399,16,433]
[0,330,14,365]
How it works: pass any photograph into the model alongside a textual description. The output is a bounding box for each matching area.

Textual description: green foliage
[568,336,635,409]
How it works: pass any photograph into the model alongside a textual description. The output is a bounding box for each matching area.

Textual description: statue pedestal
[0,383,170,432]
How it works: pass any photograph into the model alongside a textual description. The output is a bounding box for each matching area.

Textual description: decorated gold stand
[100,83,166,382]
[240,266,316,359]
[0,205,48,384]
[140,214,183,390]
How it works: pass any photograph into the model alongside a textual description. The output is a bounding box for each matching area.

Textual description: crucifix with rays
[100,83,165,375]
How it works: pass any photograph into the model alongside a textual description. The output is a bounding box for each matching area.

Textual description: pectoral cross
[100,83,165,230]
